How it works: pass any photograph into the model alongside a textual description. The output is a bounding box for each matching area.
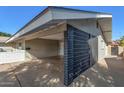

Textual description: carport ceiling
[39,32,64,40]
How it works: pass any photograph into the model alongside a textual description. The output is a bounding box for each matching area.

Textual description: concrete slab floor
[0,56,64,87]
[0,56,124,87]
[70,56,124,87]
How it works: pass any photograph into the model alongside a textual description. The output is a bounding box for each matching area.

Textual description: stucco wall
[98,36,107,60]
[59,40,64,56]
[88,37,98,63]
[88,36,107,62]
[118,46,124,56]
[111,46,124,56]
[9,19,108,61]
[25,38,59,59]
[67,19,102,36]
[68,19,107,61]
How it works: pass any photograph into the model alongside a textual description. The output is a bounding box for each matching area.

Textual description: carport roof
[6,6,112,43]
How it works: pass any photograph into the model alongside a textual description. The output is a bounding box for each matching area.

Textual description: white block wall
[0,50,25,64]
[59,41,64,56]
[88,35,107,62]
[98,36,107,60]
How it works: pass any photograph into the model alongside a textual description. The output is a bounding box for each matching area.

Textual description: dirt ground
[0,56,124,87]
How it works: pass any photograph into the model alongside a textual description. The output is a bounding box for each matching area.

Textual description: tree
[120,36,124,47]
[120,36,124,40]
[0,32,11,37]
[120,40,124,47]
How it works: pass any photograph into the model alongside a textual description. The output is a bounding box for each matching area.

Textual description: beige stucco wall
[25,38,59,59]
[118,46,124,56]
[107,45,111,56]
[88,37,98,62]
[67,19,102,36]
[88,35,107,62]
[68,19,108,61]
[97,36,107,60]
[108,46,124,56]
[7,19,109,61]
[59,40,64,56]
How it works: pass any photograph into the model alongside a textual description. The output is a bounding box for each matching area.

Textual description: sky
[0,6,123,40]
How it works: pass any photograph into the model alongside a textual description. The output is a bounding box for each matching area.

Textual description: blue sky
[0,6,123,40]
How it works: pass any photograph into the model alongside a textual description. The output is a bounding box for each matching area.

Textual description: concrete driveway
[0,56,64,87]
[71,56,124,87]
[0,56,124,87]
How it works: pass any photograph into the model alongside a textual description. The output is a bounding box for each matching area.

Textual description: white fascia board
[97,14,112,18]
[51,7,112,20]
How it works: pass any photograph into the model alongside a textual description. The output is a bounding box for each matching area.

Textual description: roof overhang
[6,7,112,43]
[98,17,112,43]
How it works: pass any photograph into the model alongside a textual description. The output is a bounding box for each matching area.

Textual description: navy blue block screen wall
[64,25,91,86]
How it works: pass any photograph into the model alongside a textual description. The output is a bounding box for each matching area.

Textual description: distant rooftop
[0,36,10,43]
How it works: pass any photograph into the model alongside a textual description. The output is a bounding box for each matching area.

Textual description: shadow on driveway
[0,56,64,87]
[69,56,124,87]
[0,56,124,87]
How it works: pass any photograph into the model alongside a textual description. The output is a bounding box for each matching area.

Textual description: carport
[6,7,112,86]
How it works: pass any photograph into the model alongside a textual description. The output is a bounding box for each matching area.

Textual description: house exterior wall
[15,40,25,50]
[88,36,107,62]
[8,19,108,61]
[88,37,98,62]
[25,38,59,59]
[67,19,102,36]
[107,45,112,56]
[118,46,124,56]
[67,19,107,61]
[97,36,107,60]
[59,40,64,56]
